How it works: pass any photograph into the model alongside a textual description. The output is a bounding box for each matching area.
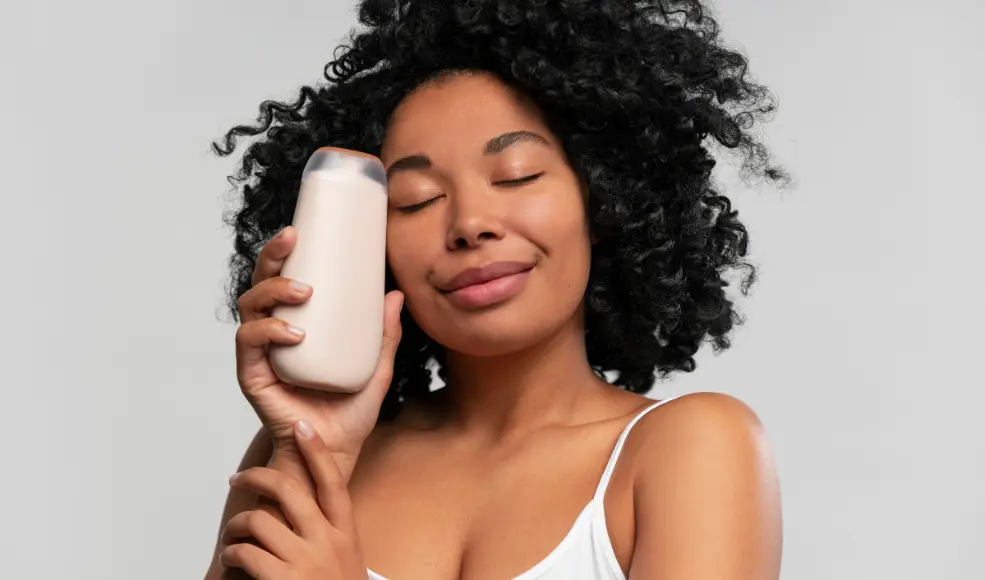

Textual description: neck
[436,311,611,443]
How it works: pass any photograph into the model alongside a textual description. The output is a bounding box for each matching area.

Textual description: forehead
[380,73,553,163]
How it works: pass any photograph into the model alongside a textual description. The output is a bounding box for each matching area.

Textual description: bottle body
[269,148,388,392]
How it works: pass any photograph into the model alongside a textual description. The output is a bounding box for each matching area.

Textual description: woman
[206,0,785,578]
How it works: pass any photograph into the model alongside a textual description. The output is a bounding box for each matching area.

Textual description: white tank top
[367,394,684,580]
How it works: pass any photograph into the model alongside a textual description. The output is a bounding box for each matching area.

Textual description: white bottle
[268,147,388,392]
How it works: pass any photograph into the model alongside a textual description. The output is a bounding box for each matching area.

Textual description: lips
[440,261,536,293]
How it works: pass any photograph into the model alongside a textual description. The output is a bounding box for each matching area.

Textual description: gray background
[1,0,982,578]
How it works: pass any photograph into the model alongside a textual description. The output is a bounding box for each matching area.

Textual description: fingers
[381,290,405,360]
[229,467,324,540]
[220,541,284,579]
[237,277,312,323]
[293,420,356,536]
[251,226,296,287]
[222,510,301,562]
[369,291,405,390]
[235,318,305,385]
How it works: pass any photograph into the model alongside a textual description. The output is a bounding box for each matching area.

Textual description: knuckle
[234,323,249,343]
[325,478,348,496]
[236,294,250,314]
[223,543,243,560]
[238,511,256,532]
[276,476,300,498]
[237,467,261,482]
[326,524,352,548]
[234,321,264,344]
[250,317,273,334]
[269,317,291,335]
[242,510,265,532]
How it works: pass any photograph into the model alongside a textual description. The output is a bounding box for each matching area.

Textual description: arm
[204,427,272,580]
[202,428,310,580]
[628,393,783,580]
[205,428,324,580]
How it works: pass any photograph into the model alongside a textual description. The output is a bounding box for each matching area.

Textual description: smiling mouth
[439,260,537,293]
[439,260,536,310]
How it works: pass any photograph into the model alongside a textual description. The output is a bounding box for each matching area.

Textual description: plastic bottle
[268,147,388,392]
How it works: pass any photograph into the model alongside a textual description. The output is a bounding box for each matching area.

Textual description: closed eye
[395,173,543,213]
[494,172,544,187]
[395,195,443,214]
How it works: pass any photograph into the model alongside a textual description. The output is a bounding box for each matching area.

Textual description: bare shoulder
[238,426,275,469]
[624,392,783,578]
[627,391,774,487]
[640,390,764,433]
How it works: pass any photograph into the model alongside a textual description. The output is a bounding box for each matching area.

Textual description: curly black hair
[213,0,788,422]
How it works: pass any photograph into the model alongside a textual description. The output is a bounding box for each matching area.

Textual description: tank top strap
[592,394,685,502]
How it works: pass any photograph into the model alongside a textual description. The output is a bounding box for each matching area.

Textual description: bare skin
[206,72,782,580]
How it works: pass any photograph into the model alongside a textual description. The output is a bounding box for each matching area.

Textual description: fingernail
[274,228,286,239]
[290,280,311,294]
[296,419,314,439]
[286,324,305,337]
[228,472,240,484]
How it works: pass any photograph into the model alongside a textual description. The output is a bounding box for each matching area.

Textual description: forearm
[219,448,359,580]
[218,452,312,580]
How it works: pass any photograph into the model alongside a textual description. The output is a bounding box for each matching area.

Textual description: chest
[348,427,639,580]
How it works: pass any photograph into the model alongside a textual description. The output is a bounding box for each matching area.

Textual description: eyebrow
[385,130,551,178]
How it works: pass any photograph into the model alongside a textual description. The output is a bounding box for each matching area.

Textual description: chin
[443,331,541,358]
[420,298,575,358]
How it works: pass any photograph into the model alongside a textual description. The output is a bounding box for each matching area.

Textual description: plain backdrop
[1,0,982,579]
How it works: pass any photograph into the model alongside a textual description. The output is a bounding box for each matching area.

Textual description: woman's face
[381,72,591,357]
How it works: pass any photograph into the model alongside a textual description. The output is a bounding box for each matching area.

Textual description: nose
[445,181,506,250]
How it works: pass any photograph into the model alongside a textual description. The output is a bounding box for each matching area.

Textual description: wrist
[269,445,360,487]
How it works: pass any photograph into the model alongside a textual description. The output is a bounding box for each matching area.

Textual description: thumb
[369,290,404,391]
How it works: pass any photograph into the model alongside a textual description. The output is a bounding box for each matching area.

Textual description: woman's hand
[235,225,403,480]
[221,420,369,580]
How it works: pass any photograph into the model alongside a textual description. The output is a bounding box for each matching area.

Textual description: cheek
[519,186,592,300]
[385,224,412,284]
[385,221,437,292]
[521,182,591,259]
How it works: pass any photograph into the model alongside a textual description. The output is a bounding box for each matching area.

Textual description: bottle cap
[303,147,387,187]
